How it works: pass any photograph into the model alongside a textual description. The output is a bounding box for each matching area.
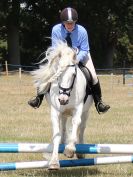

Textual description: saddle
[78,62,92,103]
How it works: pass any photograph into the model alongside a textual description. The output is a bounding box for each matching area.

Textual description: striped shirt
[51,24,90,62]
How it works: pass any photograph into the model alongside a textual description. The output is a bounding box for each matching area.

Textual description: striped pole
[0,156,133,171]
[0,143,133,154]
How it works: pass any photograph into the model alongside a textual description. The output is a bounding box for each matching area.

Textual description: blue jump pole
[0,143,133,154]
[0,156,133,171]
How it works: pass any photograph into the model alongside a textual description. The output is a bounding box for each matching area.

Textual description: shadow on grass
[14,167,100,177]
[2,165,133,177]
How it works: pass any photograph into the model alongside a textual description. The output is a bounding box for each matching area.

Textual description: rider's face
[63,22,76,32]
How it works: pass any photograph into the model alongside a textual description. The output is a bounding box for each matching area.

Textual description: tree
[0,0,20,70]
[7,0,20,69]
[0,0,132,69]
[0,1,8,64]
[74,0,133,68]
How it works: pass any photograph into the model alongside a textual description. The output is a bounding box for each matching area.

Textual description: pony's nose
[58,98,69,105]
[58,94,69,105]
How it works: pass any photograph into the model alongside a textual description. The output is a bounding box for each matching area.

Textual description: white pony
[32,41,93,170]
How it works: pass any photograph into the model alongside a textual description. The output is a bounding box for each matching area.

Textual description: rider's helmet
[60,7,78,22]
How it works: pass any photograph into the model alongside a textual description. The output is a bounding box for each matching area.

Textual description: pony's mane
[31,40,76,94]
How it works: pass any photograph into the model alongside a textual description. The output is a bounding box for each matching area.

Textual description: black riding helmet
[60,7,78,22]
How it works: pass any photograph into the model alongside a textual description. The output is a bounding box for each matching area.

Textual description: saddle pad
[78,62,92,102]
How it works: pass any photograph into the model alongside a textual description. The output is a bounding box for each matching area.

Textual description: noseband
[58,65,77,97]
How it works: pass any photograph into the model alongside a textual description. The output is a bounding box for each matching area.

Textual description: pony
[31,41,93,170]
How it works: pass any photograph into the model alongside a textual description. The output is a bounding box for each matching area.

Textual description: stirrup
[96,101,110,114]
[28,96,41,109]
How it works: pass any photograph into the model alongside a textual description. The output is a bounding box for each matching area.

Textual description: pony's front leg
[49,106,61,170]
[64,103,83,158]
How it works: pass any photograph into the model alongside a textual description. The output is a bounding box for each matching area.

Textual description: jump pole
[1,143,133,154]
[0,155,133,171]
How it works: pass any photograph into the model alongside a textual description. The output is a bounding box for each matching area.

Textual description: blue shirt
[51,24,90,62]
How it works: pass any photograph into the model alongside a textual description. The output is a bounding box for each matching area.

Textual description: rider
[28,7,110,114]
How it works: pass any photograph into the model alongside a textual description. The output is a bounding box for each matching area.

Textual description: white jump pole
[0,143,133,154]
[0,155,133,171]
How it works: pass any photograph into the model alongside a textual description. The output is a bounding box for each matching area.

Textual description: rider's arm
[51,24,63,47]
[76,27,90,63]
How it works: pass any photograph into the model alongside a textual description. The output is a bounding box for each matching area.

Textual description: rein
[58,65,77,96]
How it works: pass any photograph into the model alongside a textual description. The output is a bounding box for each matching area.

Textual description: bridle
[58,64,77,97]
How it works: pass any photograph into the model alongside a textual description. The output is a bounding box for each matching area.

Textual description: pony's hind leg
[64,104,83,158]
[76,111,89,159]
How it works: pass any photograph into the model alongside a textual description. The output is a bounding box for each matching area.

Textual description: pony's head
[58,64,77,105]
[32,40,77,94]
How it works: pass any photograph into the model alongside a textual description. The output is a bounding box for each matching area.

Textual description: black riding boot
[91,81,110,114]
[28,94,44,109]
[28,83,51,109]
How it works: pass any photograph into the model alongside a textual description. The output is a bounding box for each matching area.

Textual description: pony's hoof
[76,153,85,159]
[64,148,75,158]
[48,163,60,170]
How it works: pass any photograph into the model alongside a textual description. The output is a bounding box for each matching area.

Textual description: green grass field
[0,73,133,177]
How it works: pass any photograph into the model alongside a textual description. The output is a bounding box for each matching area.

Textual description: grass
[0,72,133,176]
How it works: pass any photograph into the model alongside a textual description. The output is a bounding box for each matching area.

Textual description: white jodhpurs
[82,53,98,85]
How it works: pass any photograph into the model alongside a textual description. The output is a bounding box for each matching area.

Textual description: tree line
[0,0,132,70]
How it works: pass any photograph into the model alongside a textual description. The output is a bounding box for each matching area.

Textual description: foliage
[114,34,133,67]
[0,0,132,68]
[0,40,7,62]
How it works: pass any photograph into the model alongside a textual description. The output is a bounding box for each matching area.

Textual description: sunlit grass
[0,73,133,176]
